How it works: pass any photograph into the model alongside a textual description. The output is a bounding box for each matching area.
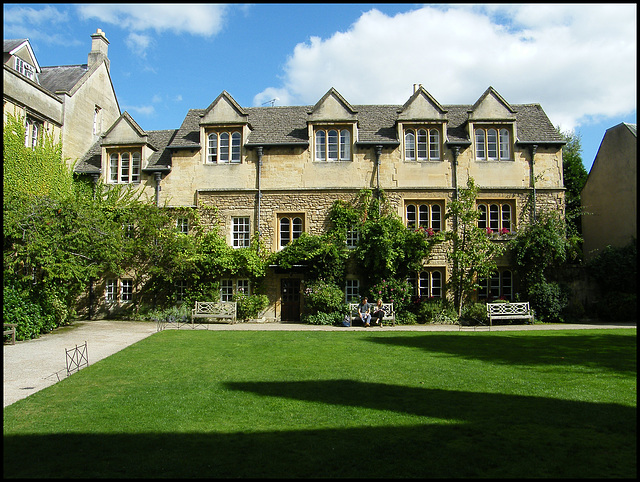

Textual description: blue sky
[4,3,636,171]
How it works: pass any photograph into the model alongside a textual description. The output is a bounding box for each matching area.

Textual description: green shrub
[527,281,569,323]
[595,293,637,321]
[303,311,345,326]
[395,310,417,325]
[368,278,412,313]
[3,284,53,340]
[460,302,488,324]
[234,292,269,321]
[303,279,345,316]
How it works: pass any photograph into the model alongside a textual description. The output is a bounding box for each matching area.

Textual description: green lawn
[3,329,636,478]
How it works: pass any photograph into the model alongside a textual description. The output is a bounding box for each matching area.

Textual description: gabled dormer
[308,88,358,162]
[200,91,249,164]
[397,85,447,162]
[468,87,517,161]
[101,112,152,184]
[4,39,40,82]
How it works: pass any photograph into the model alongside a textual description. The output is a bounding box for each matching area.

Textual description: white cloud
[124,104,155,117]
[256,4,636,132]
[76,4,228,37]
[3,4,80,47]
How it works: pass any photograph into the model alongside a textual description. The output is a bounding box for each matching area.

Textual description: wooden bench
[4,323,17,345]
[486,302,534,326]
[349,303,395,327]
[191,301,237,327]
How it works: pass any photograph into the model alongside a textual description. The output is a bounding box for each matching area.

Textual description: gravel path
[4,319,635,407]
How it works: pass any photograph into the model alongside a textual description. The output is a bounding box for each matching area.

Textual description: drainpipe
[154,172,162,206]
[529,144,538,223]
[375,145,382,215]
[450,145,461,311]
[256,147,263,244]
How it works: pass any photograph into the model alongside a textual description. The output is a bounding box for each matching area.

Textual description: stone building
[581,122,637,260]
[3,29,120,166]
[74,85,566,321]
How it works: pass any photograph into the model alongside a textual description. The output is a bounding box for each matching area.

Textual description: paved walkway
[3,319,635,408]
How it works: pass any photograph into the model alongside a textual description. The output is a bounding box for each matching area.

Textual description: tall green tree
[558,128,588,237]
[446,177,506,317]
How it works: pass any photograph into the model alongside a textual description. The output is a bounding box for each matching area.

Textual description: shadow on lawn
[4,381,636,478]
[367,332,637,375]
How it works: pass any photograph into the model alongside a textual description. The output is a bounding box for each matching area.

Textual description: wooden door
[280,279,300,322]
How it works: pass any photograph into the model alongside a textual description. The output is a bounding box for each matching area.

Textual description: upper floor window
[207,130,241,164]
[233,217,250,248]
[475,127,511,160]
[279,214,304,249]
[24,117,42,148]
[477,202,513,234]
[346,224,359,248]
[404,128,440,161]
[15,57,35,80]
[108,150,141,184]
[405,201,443,231]
[315,128,351,161]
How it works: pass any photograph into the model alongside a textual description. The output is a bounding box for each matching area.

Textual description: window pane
[431,271,442,298]
[419,271,429,297]
[110,154,118,182]
[220,132,229,162]
[429,129,440,159]
[315,130,326,161]
[231,132,241,163]
[490,272,500,298]
[478,204,487,229]
[340,129,350,160]
[208,133,218,163]
[417,129,427,160]
[502,270,512,300]
[406,204,416,228]
[131,152,140,183]
[499,129,510,159]
[292,217,303,241]
[280,218,290,247]
[418,204,429,227]
[327,130,338,160]
[120,152,130,183]
[487,129,498,159]
[237,279,250,296]
[501,204,511,232]
[220,279,233,302]
[233,217,250,248]
[475,129,485,159]
[121,279,133,302]
[405,130,416,160]
[489,204,499,230]
[431,204,441,231]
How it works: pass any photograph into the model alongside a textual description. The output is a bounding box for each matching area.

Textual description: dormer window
[314,127,351,161]
[108,149,141,184]
[404,127,441,161]
[15,57,35,80]
[207,130,242,164]
[475,127,511,160]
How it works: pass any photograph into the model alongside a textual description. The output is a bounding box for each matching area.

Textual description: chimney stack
[88,28,109,71]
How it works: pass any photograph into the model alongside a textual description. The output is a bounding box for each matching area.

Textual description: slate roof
[38,64,88,94]
[167,101,564,150]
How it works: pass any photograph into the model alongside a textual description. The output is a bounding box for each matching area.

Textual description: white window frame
[405,202,443,231]
[176,217,189,235]
[207,130,242,164]
[408,269,443,299]
[236,279,250,296]
[232,217,250,248]
[108,150,141,184]
[105,279,117,302]
[477,202,513,234]
[15,57,35,80]
[314,127,351,161]
[279,214,304,249]
[346,224,359,248]
[121,279,133,303]
[478,270,513,301]
[404,127,441,161]
[345,279,360,303]
[220,279,234,302]
[475,126,511,161]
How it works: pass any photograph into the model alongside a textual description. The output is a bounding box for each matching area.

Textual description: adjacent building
[581,122,637,260]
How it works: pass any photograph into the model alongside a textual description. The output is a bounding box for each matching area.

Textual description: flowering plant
[368,278,412,312]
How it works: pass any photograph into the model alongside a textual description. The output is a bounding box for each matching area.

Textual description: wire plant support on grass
[66,341,89,377]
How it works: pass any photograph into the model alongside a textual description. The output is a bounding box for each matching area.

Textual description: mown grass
[3,329,636,478]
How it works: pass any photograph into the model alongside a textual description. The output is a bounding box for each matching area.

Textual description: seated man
[357,297,372,327]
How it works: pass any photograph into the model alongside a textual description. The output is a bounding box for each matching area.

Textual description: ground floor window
[478,270,513,301]
[345,279,360,303]
[220,278,250,301]
[408,269,444,298]
[105,278,133,303]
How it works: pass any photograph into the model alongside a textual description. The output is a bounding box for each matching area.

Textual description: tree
[445,177,506,317]
[558,128,588,238]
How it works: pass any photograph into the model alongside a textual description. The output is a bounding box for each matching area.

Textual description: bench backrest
[349,302,393,317]
[486,302,530,316]
[194,301,236,316]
